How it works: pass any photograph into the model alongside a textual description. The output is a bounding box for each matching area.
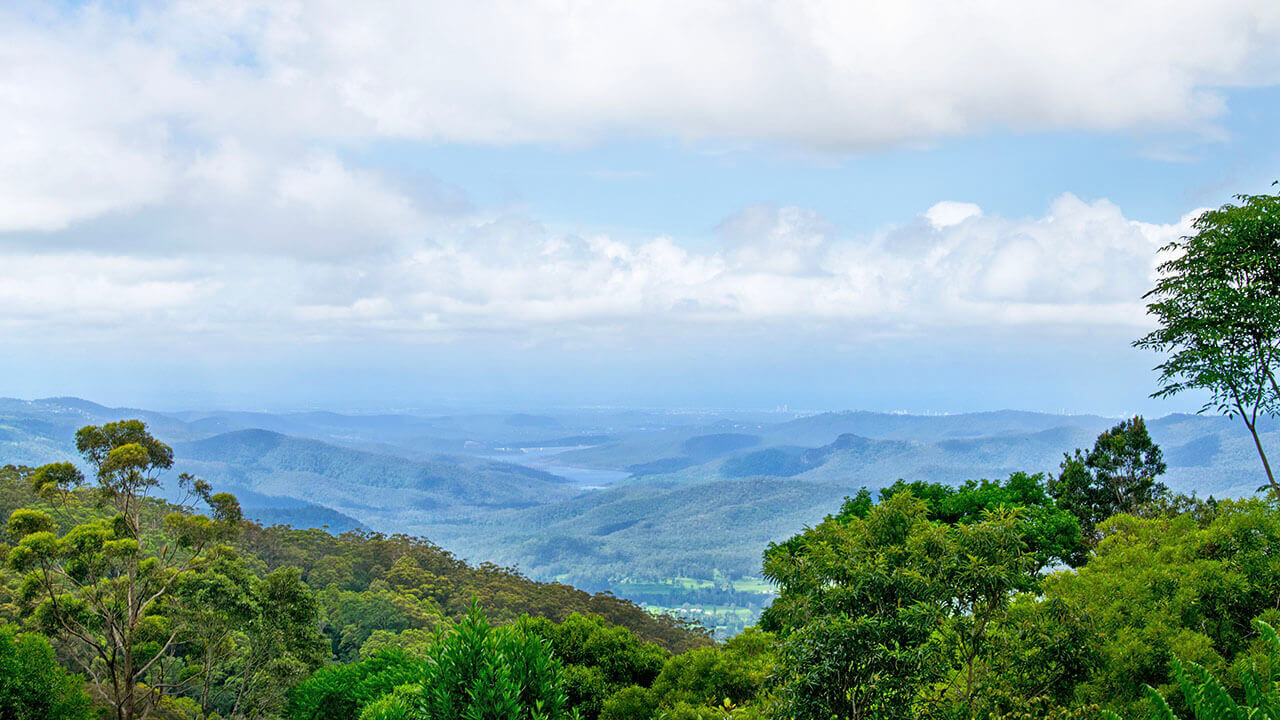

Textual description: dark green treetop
[0,624,94,720]
[1050,416,1168,541]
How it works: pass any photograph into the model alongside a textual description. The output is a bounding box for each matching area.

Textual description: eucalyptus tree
[6,420,241,720]
[1135,187,1280,494]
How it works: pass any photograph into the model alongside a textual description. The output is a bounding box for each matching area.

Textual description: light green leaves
[28,462,84,500]
[7,508,54,538]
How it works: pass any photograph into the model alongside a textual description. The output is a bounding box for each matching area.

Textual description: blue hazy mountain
[2,396,1274,592]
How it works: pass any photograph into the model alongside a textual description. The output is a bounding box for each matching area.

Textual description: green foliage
[287,649,428,720]
[600,686,658,720]
[1042,498,1280,716]
[1051,417,1168,542]
[415,603,568,720]
[318,584,444,662]
[290,601,570,720]
[523,612,669,718]
[0,624,94,720]
[975,596,1100,718]
[878,472,1088,569]
[7,508,55,538]
[359,628,438,659]
[761,492,946,719]
[648,628,775,713]
[1134,187,1280,492]
[358,684,422,720]
[761,491,1039,720]
[8,421,245,720]
[28,463,84,504]
[0,447,710,720]
[174,555,328,718]
[1103,619,1280,720]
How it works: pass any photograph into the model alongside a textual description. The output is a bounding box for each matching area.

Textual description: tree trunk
[123,680,134,720]
[1247,420,1279,496]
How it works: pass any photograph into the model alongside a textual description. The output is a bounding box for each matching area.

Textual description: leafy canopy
[1042,497,1280,717]
[1050,416,1168,542]
[1102,619,1280,720]
[289,601,570,720]
[760,491,1038,720]
[1135,187,1280,493]
[877,471,1088,569]
[7,420,242,720]
[0,625,94,720]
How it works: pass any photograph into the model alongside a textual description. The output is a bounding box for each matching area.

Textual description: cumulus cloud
[0,1,1237,352]
[1,1,1279,230]
[925,202,983,229]
[0,192,1197,347]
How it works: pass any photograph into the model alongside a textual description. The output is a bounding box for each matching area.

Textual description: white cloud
[925,202,983,229]
[0,193,1195,347]
[0,1,1240,352]
[1,1,1279,230]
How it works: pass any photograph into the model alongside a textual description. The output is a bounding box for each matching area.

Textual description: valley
[2,395,1273,636]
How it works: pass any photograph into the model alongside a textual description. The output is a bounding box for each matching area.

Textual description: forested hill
[0,464,711,656]
[0,397,587,535]
[4,394,1274,638]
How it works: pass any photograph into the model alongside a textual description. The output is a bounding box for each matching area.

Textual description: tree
[760,493,946,720]
[1050,417,1168,541]
[1102,619,1280,720]
[288,601,570,720]
[7,420,242,720]
[523,612,668,719]
[879,472,1088,569]
[176,555,327,718]
[939,512,1038,714]
[977,596,1099,718]
[287,649,427,720]
[647,627,775,715]
[760,492,1038,720]
[0,625,94,720]
[1135,187,1280,495]
[228,566,329,718]
[1040,497,1280,717]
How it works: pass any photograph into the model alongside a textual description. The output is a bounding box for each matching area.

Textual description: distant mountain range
[1,396,1274,591]
[0,397,580,534]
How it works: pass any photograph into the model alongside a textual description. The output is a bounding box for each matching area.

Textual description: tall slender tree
[1135,187,1280,495]
[7,420,241,720]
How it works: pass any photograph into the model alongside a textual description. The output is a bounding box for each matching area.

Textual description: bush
[1103,619,1280,720]
[291,601,570,720]
[0,625,94,720]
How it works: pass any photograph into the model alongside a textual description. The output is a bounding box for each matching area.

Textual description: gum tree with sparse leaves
[6,420,241,720]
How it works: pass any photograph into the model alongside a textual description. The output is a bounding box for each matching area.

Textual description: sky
[3,0,1280,414]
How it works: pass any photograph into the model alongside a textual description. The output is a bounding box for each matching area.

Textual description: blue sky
[362,86,1280,240]
[2,1,1279,414]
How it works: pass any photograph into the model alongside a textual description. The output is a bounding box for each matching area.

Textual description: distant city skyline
[2,1,1275,415]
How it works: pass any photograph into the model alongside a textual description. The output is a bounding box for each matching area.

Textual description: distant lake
[484,446,629,490]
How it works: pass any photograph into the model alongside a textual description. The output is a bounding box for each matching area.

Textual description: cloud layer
[0,189,1196,348]
[2,1,1279,231]
[0,1,1247,352]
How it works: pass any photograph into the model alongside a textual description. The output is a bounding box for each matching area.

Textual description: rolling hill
[3,395,1276,599]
